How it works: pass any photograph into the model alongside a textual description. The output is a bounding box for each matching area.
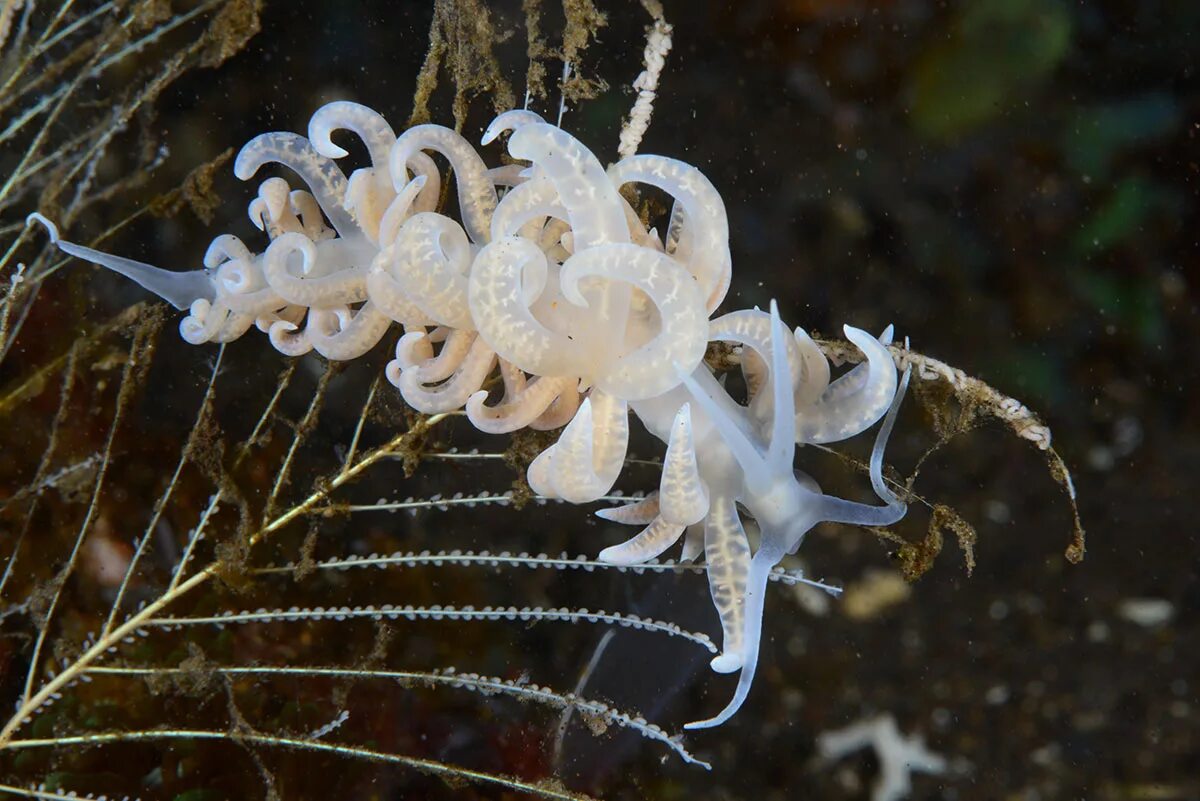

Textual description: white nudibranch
[26,102,911,733]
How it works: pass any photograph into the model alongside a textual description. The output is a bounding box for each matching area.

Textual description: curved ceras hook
[677,300,911,730]
[710,309,899,444]
[506,120,634,362]
[389,122,498,246]
[526,389,630,504]
[607,155,732,313]
[595,401,709,565]
[308,101,442,242]
[235,130,362,242]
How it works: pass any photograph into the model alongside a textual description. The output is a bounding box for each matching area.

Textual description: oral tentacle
[678,366,771,493]
[814,365,911,527]
[685,546,777,729]
[28,213,215,310]
[766,300,797,472]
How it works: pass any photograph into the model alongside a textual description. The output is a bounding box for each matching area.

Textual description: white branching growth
[817,715,951,801]
[618,15,673,160]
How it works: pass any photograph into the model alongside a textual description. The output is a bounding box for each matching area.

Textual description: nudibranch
[27,101,910,730]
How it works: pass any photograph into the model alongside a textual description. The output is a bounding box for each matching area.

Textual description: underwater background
[0,0,1196,799]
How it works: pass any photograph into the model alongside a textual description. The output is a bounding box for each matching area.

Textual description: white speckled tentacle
[308,101,396,165]
[180,299,229,344]
[263,232,368,307]
[704,494,751,673]
[541,390,630,504]
[710,309,817,421]
[210,256,260,295]
[658,404,709,526]
[811,366,911,528]
[377,176,428,247]
[247,177,292,237]
[485,164,529,187]
[796,325,898,444]
[404,152,441,214]
[466,374,575,434]
[819,325,894,404]
[507,123,629,249]
[208,251,290,319]
[267,316,314,356]
[306,303,392,360]
[389,334,497,414]
[212,312,255,343]
[235,132,359,240]
[560,243,708,401]
[343,171,394,244]
[498,358,526,397]
[489,176,568,241]
[390,125,497,244]
[538,217,571,253]
[365,259,434,326]
[204,234,253,269]
[481,109,546,146]
[288,191,335,241]
[608,155,732,311]
[595,491,660,524]
[792,326,833,408]
[469,235,582,377]
[255,303,305,333]
[400,324,433,360]
[394,327,473,382]
[217,285,286,317]
[530,383,581,430]
[389,212,474,330]
[508,123,633,358]
[598,516,686,566]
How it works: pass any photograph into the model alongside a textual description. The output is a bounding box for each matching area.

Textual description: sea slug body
[27,102,909,730]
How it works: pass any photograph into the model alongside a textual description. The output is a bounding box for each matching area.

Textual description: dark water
[1,1,1196,799]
